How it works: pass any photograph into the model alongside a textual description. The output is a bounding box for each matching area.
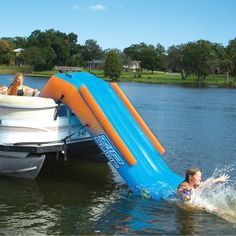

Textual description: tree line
[0,29,236,81]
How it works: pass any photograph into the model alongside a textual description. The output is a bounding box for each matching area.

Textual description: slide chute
[41,72,183,200]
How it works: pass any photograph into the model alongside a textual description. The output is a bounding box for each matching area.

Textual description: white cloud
[89,4,107,11]
[73,5,80,11]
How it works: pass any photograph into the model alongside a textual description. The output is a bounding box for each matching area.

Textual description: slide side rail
[111,83,165,155]
[79,85,137,166]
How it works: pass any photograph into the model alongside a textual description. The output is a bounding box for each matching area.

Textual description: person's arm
[177,183,193,202]
[23,86,39,96]
[200,174,229,188]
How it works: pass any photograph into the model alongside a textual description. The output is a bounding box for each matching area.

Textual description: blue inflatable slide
[41,72,183,200]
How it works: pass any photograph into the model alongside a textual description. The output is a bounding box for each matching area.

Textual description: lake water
[0,75,236,235]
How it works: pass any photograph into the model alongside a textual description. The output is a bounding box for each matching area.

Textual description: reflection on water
[0,157,116,235]
[0,76,236,234]
[0,178,56,235]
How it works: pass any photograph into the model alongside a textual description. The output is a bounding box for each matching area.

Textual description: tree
[104,50,122,80]
[81,39,103,62]
[226,38,236,76]
[140,45,158,73]
[182,40,212,84]
[155,43,166,71]
[167,45,184,73]
[139,44,166,73]
[13,37,28,48]
[0,40,14,65]
[220,59,234,84]
[167,42,227,80]
[25,29,80,70]
[209,43,225,74]
[124,43,166,73]
[67,33,80,55]
[120,52,132,71]
[67,52,84,67]
[23,47,46,71]
[121,52,132,66]
[123,43,144,61]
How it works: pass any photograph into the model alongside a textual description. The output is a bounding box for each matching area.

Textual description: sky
[1,0,236,50]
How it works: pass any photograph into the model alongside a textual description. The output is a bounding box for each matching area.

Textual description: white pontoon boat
[0,94,95,179]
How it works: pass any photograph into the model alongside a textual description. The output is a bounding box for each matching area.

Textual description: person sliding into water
[177,167,229,205]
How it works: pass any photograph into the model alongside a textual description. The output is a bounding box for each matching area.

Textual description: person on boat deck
[7,72,39,96]
[0,84,8,95]
[177,167,229,204]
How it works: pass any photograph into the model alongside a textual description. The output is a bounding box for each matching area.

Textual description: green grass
[0,65,32,74]
[117,71,236,88]
[0,65,235,88]
[27,70,58,77]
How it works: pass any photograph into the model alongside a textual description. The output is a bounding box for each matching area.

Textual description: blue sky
[1,0,236,50]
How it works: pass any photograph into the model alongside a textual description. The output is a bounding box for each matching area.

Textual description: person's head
[185,167,201,187]
[14,72,24,85]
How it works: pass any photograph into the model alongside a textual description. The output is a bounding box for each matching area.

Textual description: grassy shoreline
[0,65,235,88]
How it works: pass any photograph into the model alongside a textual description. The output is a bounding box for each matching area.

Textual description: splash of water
[192,163,236,223]
[132,164,236,223]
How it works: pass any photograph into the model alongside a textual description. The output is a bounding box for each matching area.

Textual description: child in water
[177,167,229,204]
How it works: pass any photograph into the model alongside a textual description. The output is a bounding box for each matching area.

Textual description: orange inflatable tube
[111,83,165,155]
[79,85,137,166]
[41,76,104,135]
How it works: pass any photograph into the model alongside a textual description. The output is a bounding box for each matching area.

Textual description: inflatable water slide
[41,72,183,200]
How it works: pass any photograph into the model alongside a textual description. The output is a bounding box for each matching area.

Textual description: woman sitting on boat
[7,73,39,96]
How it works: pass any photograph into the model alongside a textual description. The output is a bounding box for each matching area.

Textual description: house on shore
[123,60,141,71]
[13,48,25,66]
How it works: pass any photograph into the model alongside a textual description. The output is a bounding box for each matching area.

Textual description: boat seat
[0,94,56,109]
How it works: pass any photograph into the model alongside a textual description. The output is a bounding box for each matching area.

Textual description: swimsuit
[177,187,195,205]
[17,88,24,96]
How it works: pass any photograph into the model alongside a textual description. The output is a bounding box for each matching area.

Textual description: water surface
[0,75,236,234]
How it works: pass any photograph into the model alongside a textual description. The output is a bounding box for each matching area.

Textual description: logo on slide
[94,134,125,169]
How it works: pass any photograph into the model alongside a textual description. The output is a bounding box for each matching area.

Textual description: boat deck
[0,140,67,153]
[0,137,106,162]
